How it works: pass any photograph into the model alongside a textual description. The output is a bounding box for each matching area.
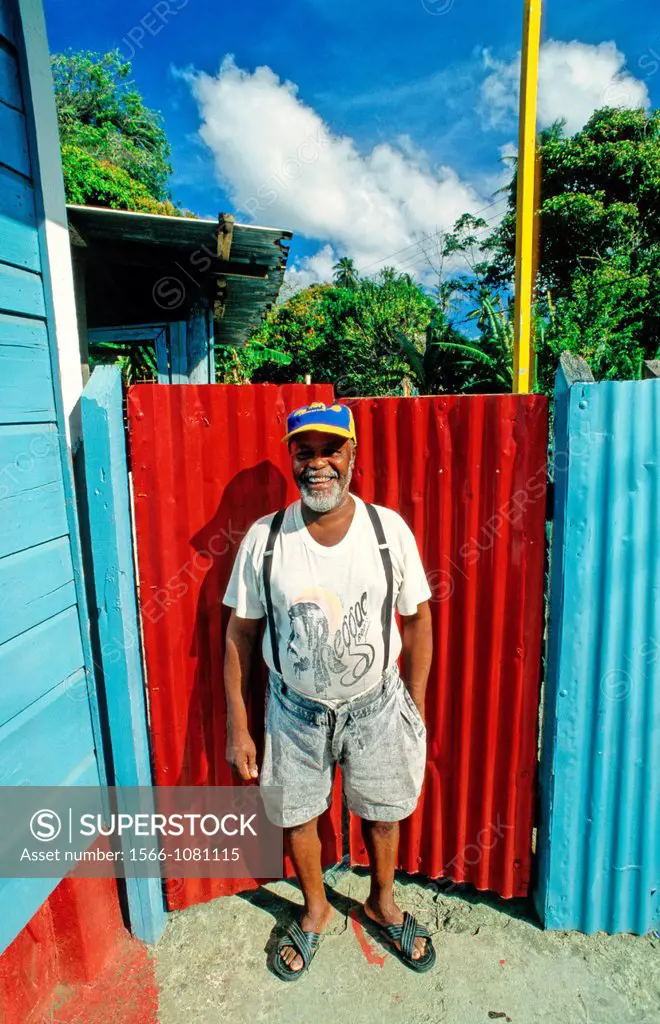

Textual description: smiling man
[222,401,435,979]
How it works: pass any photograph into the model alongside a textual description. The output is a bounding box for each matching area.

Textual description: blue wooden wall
[0,0,101,953]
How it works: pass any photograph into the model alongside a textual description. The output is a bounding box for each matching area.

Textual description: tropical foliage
[52,50,193,216]
[88,338,159,382]
[219,271,437,394]
[218,268,519,394]
[489,107,660,385]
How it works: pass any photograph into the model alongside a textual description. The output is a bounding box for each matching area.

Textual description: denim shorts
[260,665,427,828]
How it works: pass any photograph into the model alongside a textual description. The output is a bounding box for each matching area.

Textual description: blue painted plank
[0,0,16,45]
[0,537,76,645]
[0,167,40,271]
[88,325,165,344]
[0,607,84,727]
[0,261,44,316]
[0,682,100,785]
[0,424,68,558]
[155,326,169,382]
[0,47,21,110]
[80,367,152,789]
[0,314,55,423]
[0,101,30,178]
[169,321,186,383]
[80,365,167,943]
[187,307,213,383]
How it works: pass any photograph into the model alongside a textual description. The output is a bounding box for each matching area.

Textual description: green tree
[236,270,437,394]
[482,107,660,381]
[536,250,653,392]
[332,256,359,289]
[52,50,187,214]
[489,109,660,295]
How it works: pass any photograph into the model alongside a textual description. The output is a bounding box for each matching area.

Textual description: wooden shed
[67,205,292,383]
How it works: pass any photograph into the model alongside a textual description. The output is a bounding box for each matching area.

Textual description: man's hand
[411,694,426,725]
[224,611,263,781]
[226,726,259,780]
[400,601,433,726]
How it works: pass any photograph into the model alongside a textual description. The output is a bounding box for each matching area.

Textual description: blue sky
[44,0,660,286]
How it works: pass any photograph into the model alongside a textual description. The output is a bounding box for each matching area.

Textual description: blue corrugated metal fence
[536,357,660,934]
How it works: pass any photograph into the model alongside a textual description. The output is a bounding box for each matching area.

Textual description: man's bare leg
[362,819,427,959]
[279,816,334,972]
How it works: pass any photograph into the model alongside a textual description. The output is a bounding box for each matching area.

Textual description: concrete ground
[154,868,659,1024]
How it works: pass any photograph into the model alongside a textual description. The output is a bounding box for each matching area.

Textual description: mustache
[301,469,339,482]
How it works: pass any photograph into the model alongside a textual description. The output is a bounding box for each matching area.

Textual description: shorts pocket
[272,684,320,725]
[399,685,426,739]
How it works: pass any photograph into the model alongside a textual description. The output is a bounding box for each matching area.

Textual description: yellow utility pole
[513,0,542,393]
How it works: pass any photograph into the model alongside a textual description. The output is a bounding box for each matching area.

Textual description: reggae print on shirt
[285,586,376,694]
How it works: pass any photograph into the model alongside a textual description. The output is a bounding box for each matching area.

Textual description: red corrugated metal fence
[127,385,548,905]
[345,395,548,897]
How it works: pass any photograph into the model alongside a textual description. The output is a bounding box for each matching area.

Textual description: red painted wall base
[0,876,159,1024]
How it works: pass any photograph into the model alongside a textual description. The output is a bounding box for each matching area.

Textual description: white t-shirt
[223,495,431,702]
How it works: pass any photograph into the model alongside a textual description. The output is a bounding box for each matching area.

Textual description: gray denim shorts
[260,666,427,828]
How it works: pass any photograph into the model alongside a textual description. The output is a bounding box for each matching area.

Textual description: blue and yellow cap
[282,401,356,443]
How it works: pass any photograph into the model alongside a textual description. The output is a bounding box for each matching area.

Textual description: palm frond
[247,342,293,366]
[429,340,498,368]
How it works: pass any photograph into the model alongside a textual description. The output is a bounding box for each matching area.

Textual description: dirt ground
[154,868,659,1024]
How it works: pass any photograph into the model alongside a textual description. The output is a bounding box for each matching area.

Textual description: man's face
[290,430,356,512]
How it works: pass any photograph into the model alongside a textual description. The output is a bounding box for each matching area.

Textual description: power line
[357,194,509,276]
[391,208,507,277]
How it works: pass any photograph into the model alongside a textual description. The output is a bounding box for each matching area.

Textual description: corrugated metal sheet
[536,372,660,934]
[127,383,341,909]
[345,396,548,898]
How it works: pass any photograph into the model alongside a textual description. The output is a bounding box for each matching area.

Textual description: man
[223,401,434,979]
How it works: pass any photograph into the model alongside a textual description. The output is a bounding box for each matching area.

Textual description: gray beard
[299,461,354,513]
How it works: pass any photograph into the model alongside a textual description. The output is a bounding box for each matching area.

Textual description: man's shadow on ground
[237,879,365,971]
[180,461,285,789]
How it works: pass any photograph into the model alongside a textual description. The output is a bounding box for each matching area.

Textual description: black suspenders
[263,508,286,674]
[262,503,394,677]
[364,503,394,673]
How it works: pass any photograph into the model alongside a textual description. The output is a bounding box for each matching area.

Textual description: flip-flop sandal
[271,920,322,982]
[368,910,436,973]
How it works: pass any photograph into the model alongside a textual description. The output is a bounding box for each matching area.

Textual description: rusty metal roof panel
[66,205,291,343]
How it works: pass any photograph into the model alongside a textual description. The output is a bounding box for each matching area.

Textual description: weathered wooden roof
[66,205,292,346]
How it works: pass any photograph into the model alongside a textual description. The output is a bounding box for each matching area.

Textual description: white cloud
[279,245,336,297]
[185,57,492,285]
[481,39,650,135]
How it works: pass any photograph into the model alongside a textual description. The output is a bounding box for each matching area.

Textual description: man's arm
[400,600,433,722]
[224,610,263,780]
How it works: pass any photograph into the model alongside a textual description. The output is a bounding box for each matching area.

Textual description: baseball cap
[282,401,356,443]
